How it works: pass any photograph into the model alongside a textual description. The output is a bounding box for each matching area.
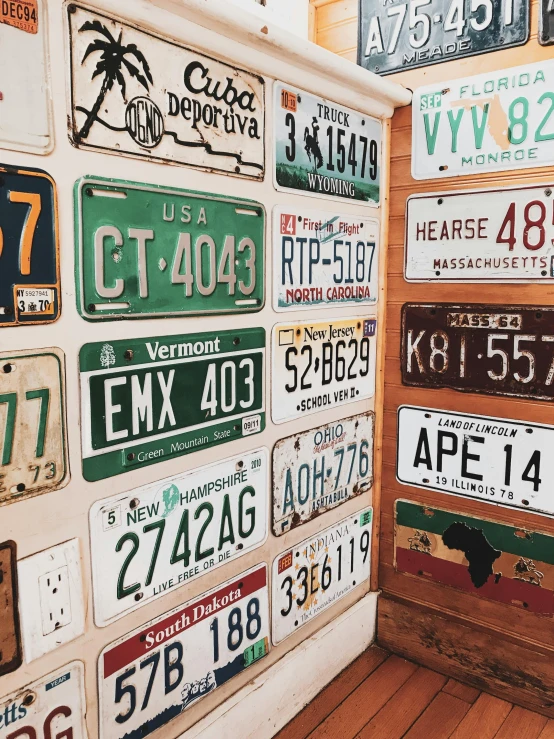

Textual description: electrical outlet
[39,565,72,635]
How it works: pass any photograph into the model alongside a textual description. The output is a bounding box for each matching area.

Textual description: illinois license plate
[412,60,554,180]
[273,413,374,536]
[273,83,381,205]
[271,318,377,424]
[271,508,372,644]
[405,185,554,282]
[75,177,264,320]
[273,205,379,310]
[99,565,269,739]
[90,448,269,626]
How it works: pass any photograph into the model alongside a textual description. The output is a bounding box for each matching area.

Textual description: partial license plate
[540,0,554,45]
[402,303,554,400]
[271,317,377,424]
[412,60,554,180]
[90,448,269,626]
[273,205,379,310]
[79,329,265,481]
[0,348,68,505]
[271,508,372,644]
[273,413,374,535]
[99,565,269,739]
[273,83,381,205]
[0,540,21,676]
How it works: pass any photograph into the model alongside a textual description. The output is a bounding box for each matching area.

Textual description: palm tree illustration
[77,19,153,141]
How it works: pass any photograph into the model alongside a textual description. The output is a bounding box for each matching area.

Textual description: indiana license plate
[99,565,269,739]
[271,508,372,644]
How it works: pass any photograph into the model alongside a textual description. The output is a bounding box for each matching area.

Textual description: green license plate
[79,328,265,481]
[74,177,265,320]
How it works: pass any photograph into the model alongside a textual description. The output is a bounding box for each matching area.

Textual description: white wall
[223,0,310,38]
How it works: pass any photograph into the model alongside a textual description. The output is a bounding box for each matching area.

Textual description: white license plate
[271,508,372,644]
[99,565,269,739]
[412,60,554,180]
[397,406,554,516]
[273,413,374,535]
[406,185,554,282]
[273,205,379,311]
[271,318,377,424]
[90,449,269,626]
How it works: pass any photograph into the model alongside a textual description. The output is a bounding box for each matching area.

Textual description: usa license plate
[75,177,264,320]
[273,413,374,535]
[99,565,269,739]
[273,83,381,205]
[271,508,372,644]
[271,318,377,424]
[90,448,269,626]
[540,0,554,45]
[0,540,21,676]
[412,60,554,180]
[273,205,379,310]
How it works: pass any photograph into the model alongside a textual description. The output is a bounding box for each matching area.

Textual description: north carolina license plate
[99,565,269,739]
[405,185,554,282]
[412,60,554,179]
[273,83,381,205]
[79,328,265,481]
[273,205,379,310]
[273,413,374,536]
[397,406,554,515]
[90,448,269,626]
[271,508,372,644]
[271,318,377,424]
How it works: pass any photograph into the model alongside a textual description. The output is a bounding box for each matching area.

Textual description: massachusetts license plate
[273,205,379,310]
[90,448,269,626]
[412,60,554,180]
[397,406,554,516]
[271,318,377,424]
[0,540,21,676]
[405,185,554,282]
[540,0,554,45]
[273,413,374,536]
[359,0,528,76]
[271,508,372,644]
[273,83,381,205]
[99,565,269,739]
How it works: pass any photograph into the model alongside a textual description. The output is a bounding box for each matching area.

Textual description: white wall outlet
[18,539,85,663]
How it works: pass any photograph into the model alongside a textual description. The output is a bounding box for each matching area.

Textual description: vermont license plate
[99,565,269,739]
[75,177,264,320]
[271,508,372,644]
[90,448,269,626]
[271,318,377,424]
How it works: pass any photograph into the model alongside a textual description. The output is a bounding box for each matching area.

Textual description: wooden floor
[275,646,554,739]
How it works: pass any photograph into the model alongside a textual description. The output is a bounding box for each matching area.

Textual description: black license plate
[540,0,554,45]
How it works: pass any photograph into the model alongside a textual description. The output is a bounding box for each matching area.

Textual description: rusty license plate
[0,540,22,676]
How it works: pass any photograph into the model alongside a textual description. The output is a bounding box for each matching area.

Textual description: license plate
[271,508,372,644]
[75,177,264,320]
[68,6,264,178]
[540,0,554,45]
[412,60,554,180]
[273,83,381,205]
[395,500,554,615]
[402,303,554,400]
[99,565,269,739]
[273,205,379,310]
[0,540,21,676]
[405,185,554,282]
[90,448,269,626]
[0,348,68,505]
[359,0,528,76]
[273,413,374,535]
[271,318,377,424]
[79,329,265,481]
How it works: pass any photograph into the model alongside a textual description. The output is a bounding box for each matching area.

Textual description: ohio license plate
[271,318,377,424]
[271,508,372,644]
[273,413,374,535]
[79,328,265,481]
[273,83,381,205]
[405,185,554,282]
[99,565,269,739]
[397,406,554,516]
[412,60,554,180]
[273,205,379,310]
[540,0,554,45]
[90,449,269,626]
